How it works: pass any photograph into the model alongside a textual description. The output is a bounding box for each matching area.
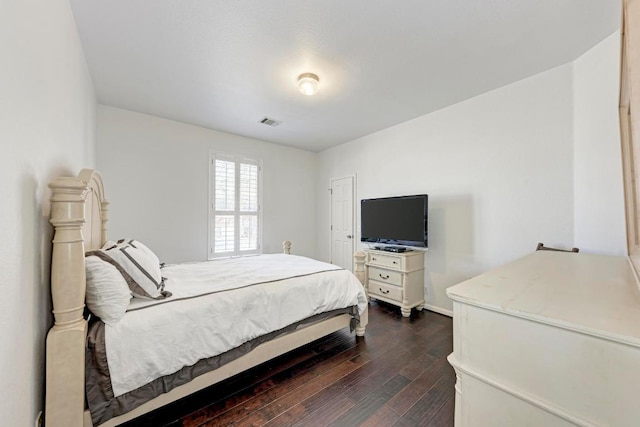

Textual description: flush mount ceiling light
[297,73,320,96]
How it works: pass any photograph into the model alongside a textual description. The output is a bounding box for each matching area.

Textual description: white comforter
[105,254,367,397]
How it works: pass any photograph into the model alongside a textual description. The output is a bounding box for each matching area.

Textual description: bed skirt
[85,306,359,425]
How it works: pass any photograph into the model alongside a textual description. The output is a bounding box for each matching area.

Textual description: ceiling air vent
[259,117,282,127]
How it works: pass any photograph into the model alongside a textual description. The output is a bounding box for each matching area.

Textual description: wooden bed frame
[45,169,368,427]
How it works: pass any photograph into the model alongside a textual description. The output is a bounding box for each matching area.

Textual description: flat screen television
[360,194,428,249]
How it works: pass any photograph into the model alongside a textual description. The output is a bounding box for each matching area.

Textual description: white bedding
[105,254,367,397]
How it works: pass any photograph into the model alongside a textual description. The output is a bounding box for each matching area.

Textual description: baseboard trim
[423,304,453,317]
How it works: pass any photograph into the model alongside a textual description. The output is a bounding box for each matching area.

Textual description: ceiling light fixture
[297,73,320,96]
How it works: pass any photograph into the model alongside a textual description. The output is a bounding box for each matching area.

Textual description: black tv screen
[360,195,428,248]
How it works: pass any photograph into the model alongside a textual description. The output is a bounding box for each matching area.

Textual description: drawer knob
[372,257,377,261]
[393,261,398,264]
[379,288,390,294]
[379,274,390,280]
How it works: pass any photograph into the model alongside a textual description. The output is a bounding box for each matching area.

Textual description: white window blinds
[210,153,262,258]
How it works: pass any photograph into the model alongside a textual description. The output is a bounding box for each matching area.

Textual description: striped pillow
[116,239,161,269]
[88,240,170,300]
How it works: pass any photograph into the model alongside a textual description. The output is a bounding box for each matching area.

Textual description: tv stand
[364,249,424,317]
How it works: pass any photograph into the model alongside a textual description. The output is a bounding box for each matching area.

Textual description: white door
[330,176,355,271]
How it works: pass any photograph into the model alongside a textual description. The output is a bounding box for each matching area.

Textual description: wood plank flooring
[121,301,454,427]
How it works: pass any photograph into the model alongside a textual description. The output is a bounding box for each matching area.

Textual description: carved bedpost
[353,251,367,295]
[45,176,89,427]
[353,251,366,282]
[353,251,368,337]
[282,240,292,255]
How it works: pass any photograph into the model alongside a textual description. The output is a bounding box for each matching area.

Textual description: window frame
[208,151,263,259]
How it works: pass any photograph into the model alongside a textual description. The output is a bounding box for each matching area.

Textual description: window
[209,152,262,258]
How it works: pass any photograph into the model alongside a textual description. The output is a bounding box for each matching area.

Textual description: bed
[45,169,368,427]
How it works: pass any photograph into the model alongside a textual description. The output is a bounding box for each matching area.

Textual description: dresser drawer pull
[379,273,390,280]
[372,257,377,261]
[379,288,390,294]
[392,261,398,265]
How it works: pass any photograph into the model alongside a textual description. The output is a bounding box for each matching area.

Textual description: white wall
[573,32,626,255]
[318,32,625,315]
[0,0,96,424]
[318,64,578,314]
[97,106,317,263]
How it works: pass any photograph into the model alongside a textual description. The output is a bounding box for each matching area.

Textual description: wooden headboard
[46,169,109,426]
[77,169,109,251]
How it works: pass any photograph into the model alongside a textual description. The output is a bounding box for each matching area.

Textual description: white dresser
[447,251,640,427]
[365,249,425,317]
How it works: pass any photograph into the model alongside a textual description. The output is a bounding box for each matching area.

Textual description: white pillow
[101,241,169,300]
[85,255,132,326]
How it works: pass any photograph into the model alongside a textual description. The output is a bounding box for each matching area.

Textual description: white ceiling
[70,0,620,152]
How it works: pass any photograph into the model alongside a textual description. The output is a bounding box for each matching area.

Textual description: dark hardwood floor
[122,301,454,427]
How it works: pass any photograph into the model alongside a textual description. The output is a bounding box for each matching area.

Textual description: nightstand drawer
[367,252,403,269]
[368,266,403,286]
[369,280,403,301]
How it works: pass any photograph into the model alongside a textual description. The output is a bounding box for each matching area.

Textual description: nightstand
[365,249,425,317]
